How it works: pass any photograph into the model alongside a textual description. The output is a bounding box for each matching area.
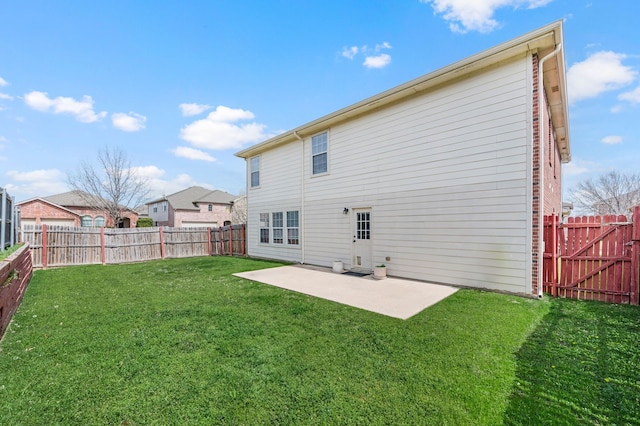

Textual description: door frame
[351,207,372,272]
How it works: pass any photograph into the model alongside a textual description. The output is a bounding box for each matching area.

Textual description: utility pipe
[536,42,562,298]
[293,131,305,264]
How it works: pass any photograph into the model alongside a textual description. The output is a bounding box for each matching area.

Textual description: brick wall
[19,200,80,225]
[174,203,232,227]
[19,200,138,227]
[531,54,541,297]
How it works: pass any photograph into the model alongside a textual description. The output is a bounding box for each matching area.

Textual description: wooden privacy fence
[21,224,246,268]
[0,244,33,339]
[543,206,640,305]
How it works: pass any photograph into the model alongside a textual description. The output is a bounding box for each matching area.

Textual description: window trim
[286,211,299,245]
[259,210,300,246]
[259,213,270,244]
[81,215,93,227]
[94,216,106,228]
[250,155,261,188]
[272,212,284,244]
[311,131,329,176]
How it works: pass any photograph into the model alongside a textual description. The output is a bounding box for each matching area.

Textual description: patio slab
[233,265,458,320]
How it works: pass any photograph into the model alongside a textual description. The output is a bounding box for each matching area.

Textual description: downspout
[536,42,562,298]
[293,131,305,264]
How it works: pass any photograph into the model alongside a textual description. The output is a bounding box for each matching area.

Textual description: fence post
[631,206,640,305]
[207,227,212,256]
[219,227,224,255]
[159,227,165,259]
[42,224,48,269]
[101,227,106,265]
[241,224,245,255]
[551,214,558,297]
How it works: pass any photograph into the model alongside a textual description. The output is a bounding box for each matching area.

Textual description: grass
[0,257,638,424]
[504,297,640,425]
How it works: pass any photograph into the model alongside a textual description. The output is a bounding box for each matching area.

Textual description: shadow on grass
[503,297,640,425]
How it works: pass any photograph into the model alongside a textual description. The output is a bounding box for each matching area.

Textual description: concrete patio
[233,265,458,320]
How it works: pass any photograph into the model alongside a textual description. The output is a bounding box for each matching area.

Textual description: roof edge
[236,20,566,159]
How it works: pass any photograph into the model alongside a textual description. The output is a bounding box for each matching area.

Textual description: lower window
[259,210,299,246]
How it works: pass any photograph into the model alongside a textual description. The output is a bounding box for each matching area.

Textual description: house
[18,191,139,228]
[146,186,236,227]
[235,21,570,297]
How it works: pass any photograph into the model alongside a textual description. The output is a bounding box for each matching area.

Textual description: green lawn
[0,257,638,425]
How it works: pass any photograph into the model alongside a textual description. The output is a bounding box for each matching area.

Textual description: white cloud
[170,146,216,162]
[112,112,146,132]
[179,105,267,150]
[342,41,392,69]
[179,103,212,117]
[128,166,213,200]
[0,93,13,100]
[567,51,637,103]
[0,76,7,87]
[364,54,392,69]
[601,135,623,145]
[24,91,107,123]
[421,0,553,33]
[342,46,359,59]
[5,168,68,197]
[618,85,640,104]
[563,161,591,176]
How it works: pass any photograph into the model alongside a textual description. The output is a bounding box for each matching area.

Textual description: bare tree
[571,171,640,215]
[67,146,150,226]
[231,195,247,224]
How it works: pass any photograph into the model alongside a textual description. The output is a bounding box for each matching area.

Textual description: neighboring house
[18,191,139,228]
[235,21,570,297]
[146,186,236,227]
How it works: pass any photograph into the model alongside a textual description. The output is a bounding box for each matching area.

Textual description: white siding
[247,142,303,262]
[247,55,533,293]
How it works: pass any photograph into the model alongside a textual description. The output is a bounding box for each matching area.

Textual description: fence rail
[1,187,19,251]
[21,224,246,268]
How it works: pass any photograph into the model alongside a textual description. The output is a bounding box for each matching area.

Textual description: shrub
[136,217,154,228]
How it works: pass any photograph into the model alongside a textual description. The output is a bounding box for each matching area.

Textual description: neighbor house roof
[236,20,570,163]
[147,186,236,211]
[42,190,96,207]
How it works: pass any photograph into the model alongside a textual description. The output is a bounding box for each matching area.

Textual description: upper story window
[250,156,260,187]
[208,204,213,212]
[153,203,158,213]
[162,201,168,212]
[312,132,328,175]
[81,215,93,227]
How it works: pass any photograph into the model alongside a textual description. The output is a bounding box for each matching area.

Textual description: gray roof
[147,186,236,211]
[43,190,96,207]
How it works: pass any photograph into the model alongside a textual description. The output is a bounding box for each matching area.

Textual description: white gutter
[293,131,305,264]
[536,42,562,298]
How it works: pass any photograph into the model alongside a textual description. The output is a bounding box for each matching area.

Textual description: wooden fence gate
[543,206,640,305]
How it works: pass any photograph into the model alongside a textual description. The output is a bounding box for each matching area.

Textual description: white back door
[352,208,372,272]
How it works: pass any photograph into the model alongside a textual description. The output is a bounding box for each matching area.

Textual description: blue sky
[1,1,639,203]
